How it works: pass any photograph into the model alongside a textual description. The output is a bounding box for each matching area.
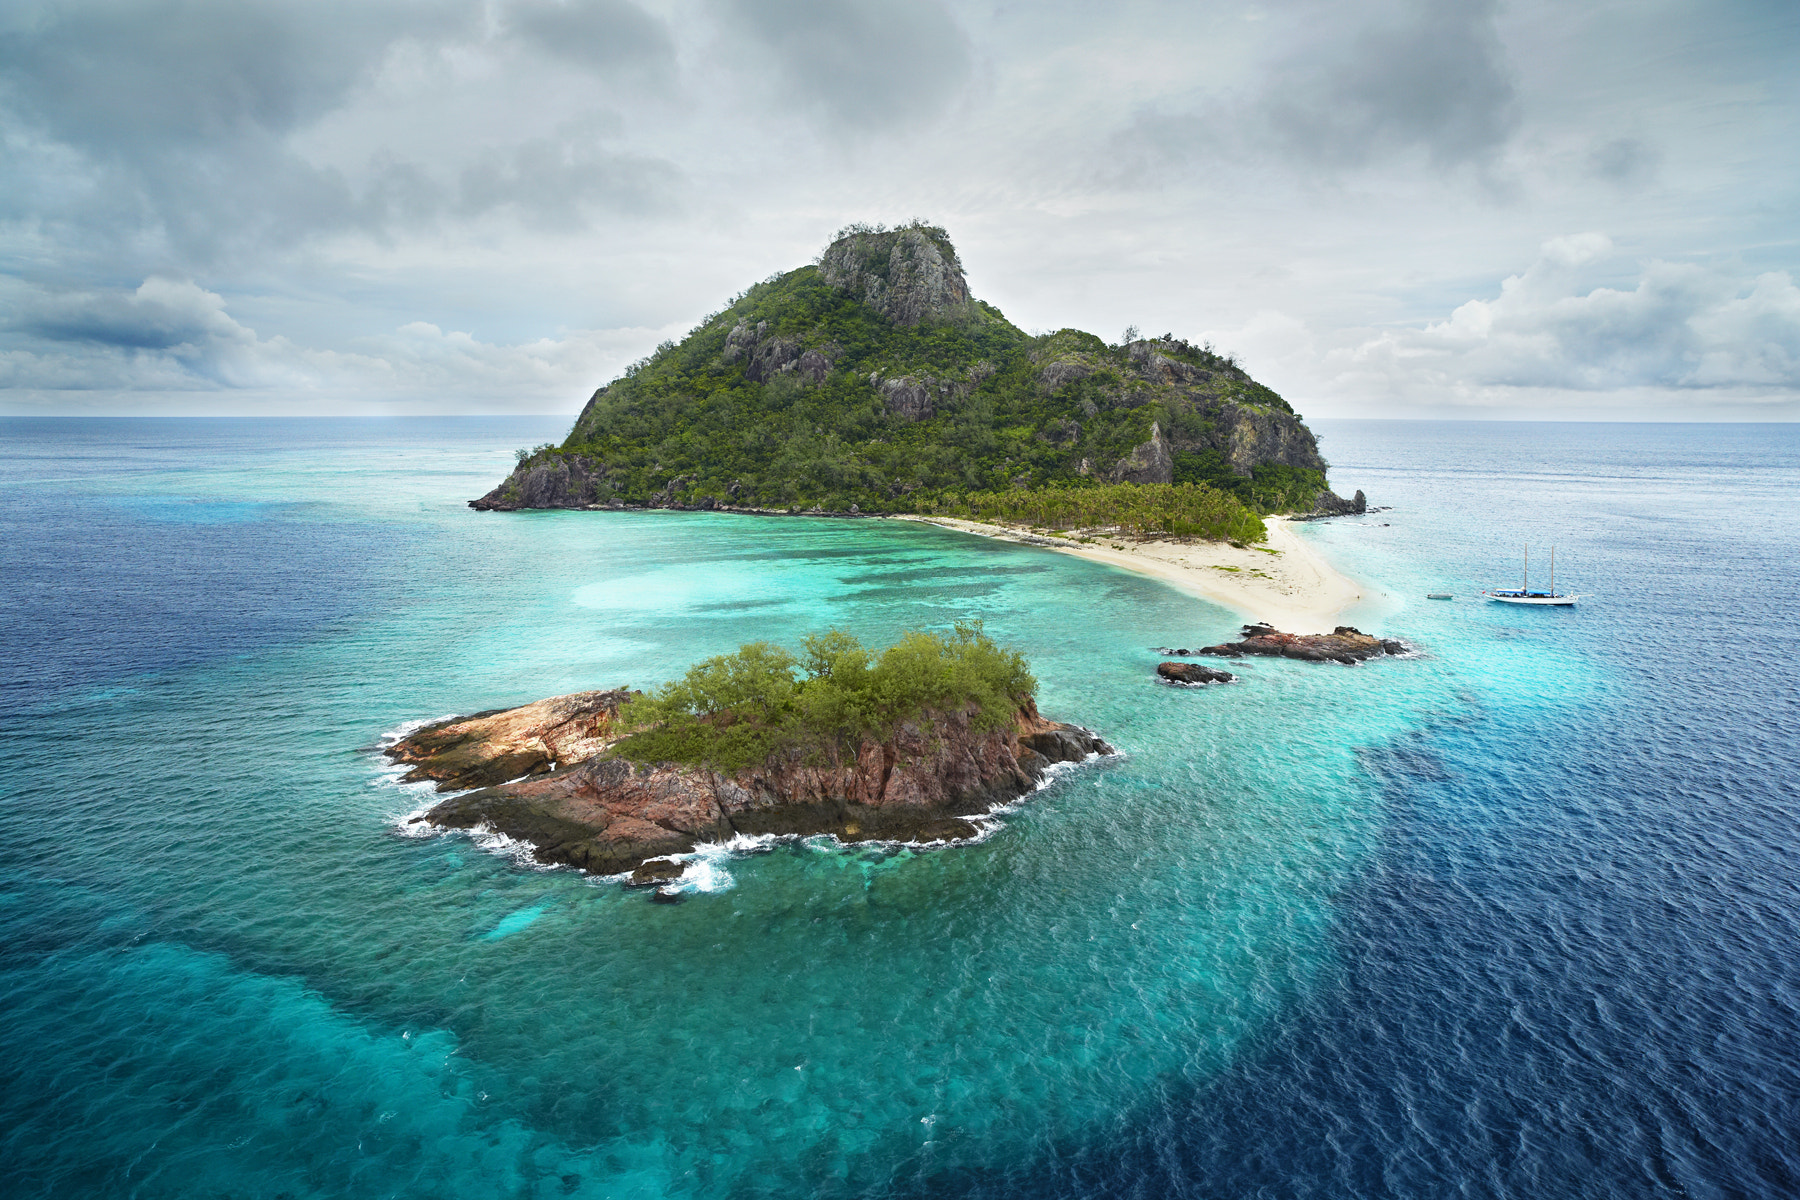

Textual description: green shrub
[611,622,1035,771]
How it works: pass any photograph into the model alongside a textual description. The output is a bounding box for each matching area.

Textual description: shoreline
[894,514,1365,633]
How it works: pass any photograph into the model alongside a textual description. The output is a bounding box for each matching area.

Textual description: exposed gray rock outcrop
[1128,341,1218,387]
[722,319,836,383]
[818,227,971,327]
[1213,404,1329,475]
[1110,421,1174,484]
[877,375,936,420]
[471,454,617,511]
[1306,488,1368,517]
[870,364,990,421]
[1038,360,1093,391]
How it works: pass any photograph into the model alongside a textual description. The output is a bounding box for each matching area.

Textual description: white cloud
[1319,235,1800,412]
[0,276,678,411]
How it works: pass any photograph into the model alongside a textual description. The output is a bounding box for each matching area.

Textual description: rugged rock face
[877,375,937,420]
[629,858,686,887]
[1209,401,1328,476]
[471,455,619,512]
[1304,488,1368,517]
[1110,421,1174,484]
[870,363,993,422]
[391,692,1112,874]
[818,227,971,326]
[722,319,837,384]
[1035,336,1330,483]
[1197,624,1405,665]
[388,690,635,789]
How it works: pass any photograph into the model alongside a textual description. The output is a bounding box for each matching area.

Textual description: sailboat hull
[1485,592,1578,606]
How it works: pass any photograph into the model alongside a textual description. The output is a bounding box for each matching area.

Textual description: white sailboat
[1483,545,1580,606]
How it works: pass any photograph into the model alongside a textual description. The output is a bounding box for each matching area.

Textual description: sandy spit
[892,514,1364,634]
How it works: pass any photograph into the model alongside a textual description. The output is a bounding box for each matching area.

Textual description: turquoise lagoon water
[2,418,1796,1198]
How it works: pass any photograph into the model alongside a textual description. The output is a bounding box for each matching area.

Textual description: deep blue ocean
[2,417,1796,1199]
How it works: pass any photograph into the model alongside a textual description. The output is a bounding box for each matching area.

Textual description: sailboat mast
[1523,545,1528,593]
[1551,546,1556,596]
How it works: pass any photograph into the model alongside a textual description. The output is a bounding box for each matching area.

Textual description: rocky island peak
[815,223,972,327]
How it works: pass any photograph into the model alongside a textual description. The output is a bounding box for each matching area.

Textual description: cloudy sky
[2,0,1796,419]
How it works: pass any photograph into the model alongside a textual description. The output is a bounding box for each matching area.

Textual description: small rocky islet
[1155,623,1408,684]
[388,689,1112,878]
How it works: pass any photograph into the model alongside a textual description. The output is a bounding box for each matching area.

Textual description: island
[466,221,1373,630]
[387,626,1112,877]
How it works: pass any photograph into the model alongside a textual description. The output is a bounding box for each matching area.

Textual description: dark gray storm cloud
[0,0,466,147]
[0,0,680,266]
[1587,136,1660,186]
[1114,0,1519,179]
[1261,0,1517,168]
[0,1,437,262]
[713,0,973,131]
[11,277,241,349]
[508,0,675,76]
[0,276,279,391]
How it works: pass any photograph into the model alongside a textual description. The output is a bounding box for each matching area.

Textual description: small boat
[1426,593,1453,600]
[1483,546,1580,606]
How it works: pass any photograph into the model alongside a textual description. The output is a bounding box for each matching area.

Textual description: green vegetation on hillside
[612,623,1035,772]
[928,482,1267,543]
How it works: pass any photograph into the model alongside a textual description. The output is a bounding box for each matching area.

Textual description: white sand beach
[897,514,1364,633]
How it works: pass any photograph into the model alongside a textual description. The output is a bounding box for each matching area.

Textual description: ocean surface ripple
[1,417,1796,1198]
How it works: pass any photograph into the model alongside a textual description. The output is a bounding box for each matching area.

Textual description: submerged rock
[628,857,686,888]
[387,692,1112,875]
[1197,624,1405,665]
[1156,661,1236,685]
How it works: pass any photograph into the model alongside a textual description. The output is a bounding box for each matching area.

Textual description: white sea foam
[646,833,788,893]
[368,715,486,834]
[369,757,465,835]
[390,798,447,838]
[677,853,734,893]
[790,748,1121,854]
[467,823,563,871]
[377,713,461,748]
